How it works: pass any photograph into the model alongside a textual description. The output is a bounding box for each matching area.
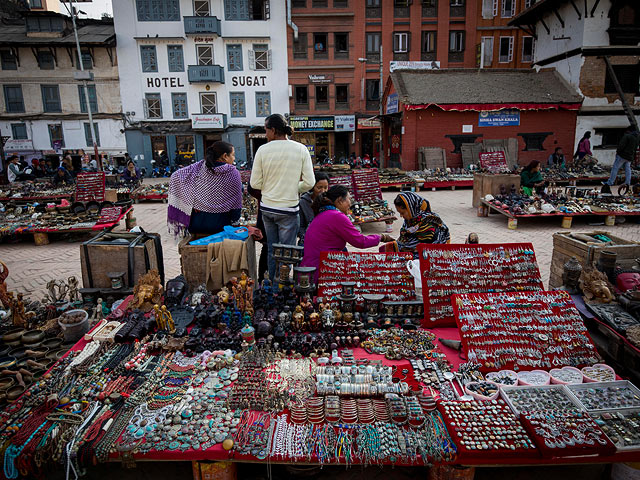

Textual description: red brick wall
[400,107,578,170]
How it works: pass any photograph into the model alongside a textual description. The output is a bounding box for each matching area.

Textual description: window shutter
[267,50,272,70]
[393,33,399,52]
[509,37,514,61]
[407,32,411,52]
[248,50,255,70]
[493,0,498,16]
[481,0,492,18]
[264,0,270,18]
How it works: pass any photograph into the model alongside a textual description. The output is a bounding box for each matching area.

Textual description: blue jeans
[606,154,632,185]
[262,211,300,280]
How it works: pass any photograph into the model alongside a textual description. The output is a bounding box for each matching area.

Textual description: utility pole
[63,0,102,171]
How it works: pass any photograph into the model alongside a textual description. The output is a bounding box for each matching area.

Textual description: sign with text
[290,116,335,131]
[479,109,520,127]
[479,151,508,173]
[5,139,33,151]
[191,113,226,130]
[389,61,440,72]
[308,74,334,84]
[386,92,399,114]
[334,115,355,132]
[146,77,185,88]
[357,118,381,129]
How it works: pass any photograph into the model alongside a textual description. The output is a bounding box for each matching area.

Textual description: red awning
[404,103,582,112]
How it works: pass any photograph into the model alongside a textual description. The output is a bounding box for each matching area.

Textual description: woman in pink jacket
[301,185,393,283]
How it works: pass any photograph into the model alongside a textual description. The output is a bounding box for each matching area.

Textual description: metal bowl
[6,385,25,402]
[41,337,63,350]
[21,329,45,346]
[2,327,25,346]
[0,356,16,369]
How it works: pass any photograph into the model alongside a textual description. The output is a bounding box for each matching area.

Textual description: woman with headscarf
[383,192,450,256]
[301,185,393,283]
[167,141,242,236]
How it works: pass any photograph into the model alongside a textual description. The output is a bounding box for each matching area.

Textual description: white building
[112,0,289,169]
[511,0,640,166]
[0,12,125,164]
[27,0,114,20]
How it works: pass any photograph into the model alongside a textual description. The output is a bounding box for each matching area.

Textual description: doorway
[204,133,223,154]
[151,135,168,167]
[361,131,374,158]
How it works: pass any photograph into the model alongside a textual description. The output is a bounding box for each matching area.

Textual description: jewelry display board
[452,290,602,373]
[329,174,353,192]
[75,172,106,202]
[418,243,544,327]
[479,151,508,173]
[317,251,415,300]
[437,399,539,460]
[351,169,382,202]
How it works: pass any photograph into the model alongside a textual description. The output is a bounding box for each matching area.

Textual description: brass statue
[130,269,163,312]
[580,268,614,303]
[67,276,79,303]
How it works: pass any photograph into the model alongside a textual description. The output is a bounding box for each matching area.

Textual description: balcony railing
[184,16,221,35]
[188,65,225,83]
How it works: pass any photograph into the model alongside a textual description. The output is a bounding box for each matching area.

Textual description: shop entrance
[334,132,350,162]
[316,133,330,162]
[204,133,223,154]
[151,135,168,167]
[361,131,374,158]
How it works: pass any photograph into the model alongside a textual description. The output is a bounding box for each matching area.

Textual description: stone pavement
[2,183,640,300]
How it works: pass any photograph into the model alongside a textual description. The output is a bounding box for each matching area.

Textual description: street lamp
[358,45,384,168]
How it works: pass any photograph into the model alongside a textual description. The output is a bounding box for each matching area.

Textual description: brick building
[510,0,640,166]
[477,0,537,68]
[383,69,582,170]
[286,0,479,164]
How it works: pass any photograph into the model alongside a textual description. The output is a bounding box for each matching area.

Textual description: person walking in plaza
[250,113,315,280]
[301,185,393,284]
[381,192,450,257]
[574,131,592,162]
[603,125,640,189]
[298,172,330,245]
[168,141,242,236]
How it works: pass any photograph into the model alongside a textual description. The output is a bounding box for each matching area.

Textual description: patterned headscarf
[396,192,431,217]
[396,192,449,251]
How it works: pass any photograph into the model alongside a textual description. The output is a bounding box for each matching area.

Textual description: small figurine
[308,311,320,331]
[130,270,163,313]
[292,305,305,331]
[92,298,105,323]
[321,304,334,329]
[165,274,188,307]
[11,292,26,328]
[217,286,231,304]
[67,276,79,303]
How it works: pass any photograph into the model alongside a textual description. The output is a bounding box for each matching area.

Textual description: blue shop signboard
[478,109,520,127]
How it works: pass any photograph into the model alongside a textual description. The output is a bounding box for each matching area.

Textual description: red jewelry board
[418,243,544,327]
[351,169,382,202]
[329,174,353,191]
[75,172,106,202]
[479,151,508,173]
[452,290,602,373]
[317,251,415,301]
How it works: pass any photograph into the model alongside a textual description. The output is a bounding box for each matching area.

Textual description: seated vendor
[382,192,450,257]
[300,185,393,283]
[167,141,242,236]
[298,172,329,245]
[52,166,74,185]
[520,160,545,195]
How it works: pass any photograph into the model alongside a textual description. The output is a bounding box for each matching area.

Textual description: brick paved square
[2,184,639,299]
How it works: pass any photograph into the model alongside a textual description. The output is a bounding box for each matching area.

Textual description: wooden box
[104,189,118,202]
[471,173,520,207]
[178,234,256,291]
[549,231,640,288]
[80,231,164,289]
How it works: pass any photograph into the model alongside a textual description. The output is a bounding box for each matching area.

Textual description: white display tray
[500,384,584,416]
[567,380,640,413]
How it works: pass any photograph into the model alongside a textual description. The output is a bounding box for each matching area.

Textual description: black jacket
[617,131,640,161]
